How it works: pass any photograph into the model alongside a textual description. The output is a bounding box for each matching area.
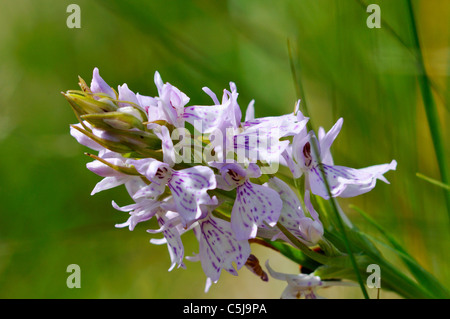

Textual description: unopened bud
[81,112,145,131]
[299,218,324,245]
[63,91,118,115]
[78,76,91,93]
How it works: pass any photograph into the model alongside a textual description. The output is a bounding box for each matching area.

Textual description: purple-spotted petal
[197,215,251,284]
[265,177,323,245]
[337,160,397,197]
[309,161,397,199]
[149,211,186,271]
[168,166,217,226]
[183,103,231,134]
[281,146,303,179]
[113,198,160,231]
[210,162,248,180]
[266,177,304,219]
[132,182,166,200]
[136,93,158,115]
[231,181,282,240]
[130,158,171,184]
[243,113,307,137]
[237,114,307,163]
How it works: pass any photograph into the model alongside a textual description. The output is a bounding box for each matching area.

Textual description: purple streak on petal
[155,74,190,127]
[281,147,303,179]
[266,177,323,245]
[130,158,170,184]
[132,182,166,200]
[197,215,251,283]
[169,166,216,225]
[183,104,230,134]
[231,180,282,240]
[309,161,397,199]
[337,160,397,197]
[136,93,158,114]
[113,198,160,231]
[151,212,186,271]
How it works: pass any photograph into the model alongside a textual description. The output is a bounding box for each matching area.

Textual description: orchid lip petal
[231,180,282,240]
[309,161,397,199]
[197,215,251,284]
[168,166,216,226]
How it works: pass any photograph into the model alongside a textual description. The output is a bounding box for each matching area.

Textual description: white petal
[169,166,216,225]
[197,216,251,283]
[231,181,282,240]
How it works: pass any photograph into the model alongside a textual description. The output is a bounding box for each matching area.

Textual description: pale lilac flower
[187,197,251,292]
[211,162,282,240]
[235,100,308,164]
[286,118,397,199]
[130,158,217,227]
[154,71,190,127]
[115,194,188,271]
[113,197,162,231]
[183,82,241,134]
[86,149,146,196]
[70,122,105,152]
[90,67,116,99]
[183,81,308,164]
[147,206,188,271]
[265,261,357,299]
[196,215,251,292]
[261,177,323,246]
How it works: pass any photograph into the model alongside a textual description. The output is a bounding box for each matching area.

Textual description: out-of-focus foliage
[0,0,448,298]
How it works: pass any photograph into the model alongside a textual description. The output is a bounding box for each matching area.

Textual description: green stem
[287,39,369,298]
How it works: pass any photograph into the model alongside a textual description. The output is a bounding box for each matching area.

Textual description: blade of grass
[350,204,450,298]
[416,173,450,191]
[406,0,450,222]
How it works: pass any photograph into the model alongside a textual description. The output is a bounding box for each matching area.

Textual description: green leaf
[350,204,450,298]
[416,173,450,191]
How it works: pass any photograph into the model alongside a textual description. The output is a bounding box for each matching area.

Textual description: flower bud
[62,91,118,115]
[81,112,145,131]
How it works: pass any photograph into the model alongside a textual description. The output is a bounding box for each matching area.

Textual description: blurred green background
[0,0,448,298]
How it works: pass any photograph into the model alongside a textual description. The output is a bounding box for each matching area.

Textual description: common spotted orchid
[62,68,410,298]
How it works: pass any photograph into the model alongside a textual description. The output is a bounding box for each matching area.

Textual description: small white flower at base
[265,260,357,299]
